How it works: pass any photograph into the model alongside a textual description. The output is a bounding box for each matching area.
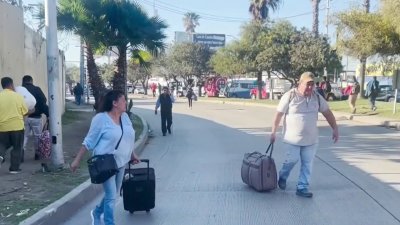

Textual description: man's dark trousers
[161,110,172,134]
[0,130,24,171]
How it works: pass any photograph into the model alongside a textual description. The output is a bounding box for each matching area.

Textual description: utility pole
[45,0,64,168]
[326,0,330,36]
[153,0,158,17]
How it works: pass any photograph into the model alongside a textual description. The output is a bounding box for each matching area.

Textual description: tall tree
[335,10,400,97]
[100,0,167,94]
[248,0,280,99]
[381,0,400,35]
[168,43,212,96]
[360,0,370,97]
[211,42,247,77]
[248,0,281,22]
[311,0,321,37]
[183,12,200,33]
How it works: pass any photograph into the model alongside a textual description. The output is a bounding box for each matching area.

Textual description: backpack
[286,89,320,114]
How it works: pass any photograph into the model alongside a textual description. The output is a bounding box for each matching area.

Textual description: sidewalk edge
[19,113,149,225]
[199,98,400,130]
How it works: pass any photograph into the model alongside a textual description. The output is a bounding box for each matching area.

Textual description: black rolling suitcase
[121,159,155,214]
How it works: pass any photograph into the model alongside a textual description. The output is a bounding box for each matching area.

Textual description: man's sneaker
[90,209,101,225]
[278,178,286,190]
[167,128,171,134]
[0,156,3,168]
[9,169,22,174]
[296,188,313,198]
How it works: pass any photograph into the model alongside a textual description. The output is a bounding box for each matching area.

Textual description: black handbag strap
[115,116,123,150]
[265,143,273,157]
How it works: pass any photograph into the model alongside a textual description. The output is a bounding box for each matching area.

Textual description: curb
[199,98,400,131]
[19,113,149,225]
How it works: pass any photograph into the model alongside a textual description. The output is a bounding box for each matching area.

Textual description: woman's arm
[71,145,88,172]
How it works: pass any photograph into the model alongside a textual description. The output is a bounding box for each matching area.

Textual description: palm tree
[183,12,200,33]
[57,0,108,109]
[34,0,107,108]
[363,0,370,13]
[42,0,166,96]
[100,0,166,94]
[311,0,321,37]
[248,0,281,22]
[248,0,281,99]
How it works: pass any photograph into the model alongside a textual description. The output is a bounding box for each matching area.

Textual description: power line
[138,0,327,23]
[137,0,328,23]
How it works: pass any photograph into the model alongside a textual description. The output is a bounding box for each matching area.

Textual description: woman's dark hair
[98,90,125,112]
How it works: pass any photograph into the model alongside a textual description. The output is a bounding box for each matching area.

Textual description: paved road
[63,98,400,225]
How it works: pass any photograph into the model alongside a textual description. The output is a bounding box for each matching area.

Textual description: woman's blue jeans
[92,166,125,225]
[279,143,317,190]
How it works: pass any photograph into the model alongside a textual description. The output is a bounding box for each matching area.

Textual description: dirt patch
[0,111,94,225]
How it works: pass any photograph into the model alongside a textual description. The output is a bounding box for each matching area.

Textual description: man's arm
[155,97,160,111]
[270,112,284,143]
[321,109,339,143]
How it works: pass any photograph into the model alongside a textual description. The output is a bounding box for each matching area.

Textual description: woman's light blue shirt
[83,112,135,168]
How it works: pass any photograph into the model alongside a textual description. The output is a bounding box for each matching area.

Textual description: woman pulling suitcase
[71,90,141,225]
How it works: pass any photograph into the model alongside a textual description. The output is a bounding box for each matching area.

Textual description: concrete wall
[0,2,65,112]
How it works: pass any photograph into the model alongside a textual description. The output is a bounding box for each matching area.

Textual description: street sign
[193,33,225,48]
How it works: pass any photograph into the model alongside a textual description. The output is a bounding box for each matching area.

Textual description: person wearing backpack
[186,86,194,109]
[365,76,380,111]
[270,72,339,198]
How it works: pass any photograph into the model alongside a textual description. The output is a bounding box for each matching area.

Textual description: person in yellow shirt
[0,77,28,174]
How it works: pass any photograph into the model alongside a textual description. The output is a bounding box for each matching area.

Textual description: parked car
[325,83,345,101]
[134,86,145,94]
[376,85,400,102]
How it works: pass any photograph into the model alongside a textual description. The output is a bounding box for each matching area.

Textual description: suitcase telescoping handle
[128,159,150,181]
[265,143,273,157]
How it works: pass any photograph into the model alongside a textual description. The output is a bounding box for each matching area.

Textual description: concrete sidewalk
[198,98,400,131]
[19,101,149,225]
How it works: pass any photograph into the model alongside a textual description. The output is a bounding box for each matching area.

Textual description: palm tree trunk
[113,46,127,95]
[86,44,106,110]
[363,0,370,13]
[359,57,367,98]
[312,0,320,37]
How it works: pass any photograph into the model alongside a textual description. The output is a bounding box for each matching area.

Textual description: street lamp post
[45,0,64,168]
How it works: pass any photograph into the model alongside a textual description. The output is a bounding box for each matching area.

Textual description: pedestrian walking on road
[70,90,141,225]
[186,87,194,109]
[348,77,360,114]
[270,72,339,198]
[0,77,28,174]
[365,76,380,111]
[22,75,49,164]
[155,87,175,136]
[150,83,157,97]
[73,82,84,105]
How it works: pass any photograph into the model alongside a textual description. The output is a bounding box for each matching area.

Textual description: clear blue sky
[24,0,379,69]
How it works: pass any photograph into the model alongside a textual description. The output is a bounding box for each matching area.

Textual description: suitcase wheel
[129,210,134,214]
[146,210,150,213]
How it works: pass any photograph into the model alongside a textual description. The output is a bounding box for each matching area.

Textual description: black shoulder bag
[87,117,124,184]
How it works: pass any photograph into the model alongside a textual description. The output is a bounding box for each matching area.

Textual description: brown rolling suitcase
[241,143,277,192]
